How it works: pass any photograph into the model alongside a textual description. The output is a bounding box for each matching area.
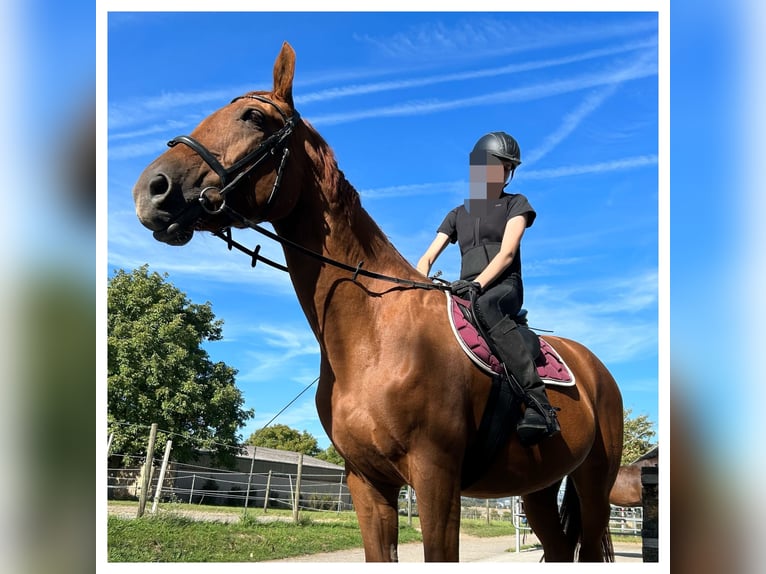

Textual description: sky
[106,9,661,451]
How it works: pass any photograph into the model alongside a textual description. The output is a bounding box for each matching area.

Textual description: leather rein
[167,94,449,292]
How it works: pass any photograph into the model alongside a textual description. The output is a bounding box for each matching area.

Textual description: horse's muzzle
[152,223,194,246]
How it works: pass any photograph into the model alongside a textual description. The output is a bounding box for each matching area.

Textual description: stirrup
[517,407,560,446]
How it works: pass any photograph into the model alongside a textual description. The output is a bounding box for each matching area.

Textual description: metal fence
[107,453,353,514]
[609,505,643,536]
[108,451,641,536]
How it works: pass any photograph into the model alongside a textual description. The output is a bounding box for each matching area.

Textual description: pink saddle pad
[450,297,573,385]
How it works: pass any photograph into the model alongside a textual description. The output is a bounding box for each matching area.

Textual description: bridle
[166,93,449,293]
[167,94,301,217]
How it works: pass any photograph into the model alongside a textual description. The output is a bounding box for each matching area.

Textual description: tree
[245,424,321,456]
[316,444,345,466]
[622,408,657,465]
[108,265,253,467]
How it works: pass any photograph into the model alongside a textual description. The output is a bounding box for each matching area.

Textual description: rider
[417,131,560,447]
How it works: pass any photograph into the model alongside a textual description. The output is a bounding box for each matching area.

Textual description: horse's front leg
[346,471,401,562]
[412,469,462,561]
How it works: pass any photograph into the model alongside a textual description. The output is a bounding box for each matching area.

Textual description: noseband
[167,94,301,216]
[166,93,448,292]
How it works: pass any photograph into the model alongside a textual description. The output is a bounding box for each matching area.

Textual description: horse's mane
[242,90,360,218]
[297,118,415,268]
[299,118,360,214]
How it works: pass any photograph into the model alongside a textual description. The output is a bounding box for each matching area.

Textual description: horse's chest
[328,392,411,471]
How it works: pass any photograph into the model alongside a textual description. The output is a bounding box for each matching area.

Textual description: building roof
[238,445,344,471]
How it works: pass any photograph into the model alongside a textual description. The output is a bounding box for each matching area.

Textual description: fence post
[243,446,257,515]
[293,453,304,524]
[263,470,272,512]
[151,439,173,514]
[137,423,158,518]
[337,472,344,513]
[188,474,196,504]
[407,485,413,527]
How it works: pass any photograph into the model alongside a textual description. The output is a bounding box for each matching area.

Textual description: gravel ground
[264,534,643,563]
[107,503,289,524]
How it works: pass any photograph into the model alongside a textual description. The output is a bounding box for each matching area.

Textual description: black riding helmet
[470,131,522,171]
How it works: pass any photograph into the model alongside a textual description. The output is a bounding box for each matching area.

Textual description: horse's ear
[273,41,295,109]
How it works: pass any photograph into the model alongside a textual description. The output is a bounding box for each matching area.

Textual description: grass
[108,509,422,562]
[107,501,636,562]
[108,514,421,562]
[459,518,518,538]
[612,533,642,544]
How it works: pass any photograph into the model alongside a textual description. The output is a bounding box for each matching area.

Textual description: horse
[131,42,624,562]
[609,446,658,507]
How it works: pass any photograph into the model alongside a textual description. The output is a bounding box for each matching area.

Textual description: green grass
[612,533,642,544]
[459,518,518,537]
[108,511,422,562]
[107,502,635,562]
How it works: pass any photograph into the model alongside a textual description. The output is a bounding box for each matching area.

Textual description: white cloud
[231,322,320,385]
[108,208,296,293]
[354,17,656,61]
[297,38,656,105]
[309,57,656,126]
[248,324,320,358]
[523,155,658,180]
[525,48,659,165]
[526,271,658,365]
[359,180,464,201]
[524,257,587,278]
[108,87,245,130]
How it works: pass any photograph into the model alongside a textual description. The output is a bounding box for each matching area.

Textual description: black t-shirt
[437,193,536,254]
[436,193,535,281]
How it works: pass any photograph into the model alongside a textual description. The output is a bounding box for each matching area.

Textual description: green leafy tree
[108,265,253,467]
[316,444,345,466]
[622,408,657,464]
[245,424,320,456]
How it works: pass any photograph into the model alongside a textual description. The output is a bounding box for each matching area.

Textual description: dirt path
[264,534,644,563]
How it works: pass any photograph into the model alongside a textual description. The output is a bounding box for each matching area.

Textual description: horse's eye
[241,109,264,125]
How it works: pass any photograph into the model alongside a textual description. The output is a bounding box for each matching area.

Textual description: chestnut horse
[609,447,658,507]
[132,42,624,562]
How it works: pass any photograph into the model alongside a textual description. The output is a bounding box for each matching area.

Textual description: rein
[170,92,449,292]
[214,207,451,292]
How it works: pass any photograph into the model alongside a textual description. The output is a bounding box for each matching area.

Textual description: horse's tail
[558,477,616,562]
[600,521,615,562]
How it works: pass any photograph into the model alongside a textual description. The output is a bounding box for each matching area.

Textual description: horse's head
[132,42,300,245]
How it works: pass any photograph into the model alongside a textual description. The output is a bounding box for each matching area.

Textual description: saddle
[446,293,574,488]
[447,294,575,386]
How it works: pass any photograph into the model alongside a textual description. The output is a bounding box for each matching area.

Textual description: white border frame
[97,3,669,571]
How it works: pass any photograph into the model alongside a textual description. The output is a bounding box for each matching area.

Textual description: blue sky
[107,10,661,450]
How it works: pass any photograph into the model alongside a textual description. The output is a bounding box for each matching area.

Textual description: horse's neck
[273,166,418,337]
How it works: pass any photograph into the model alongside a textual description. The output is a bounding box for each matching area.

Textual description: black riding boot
[488,316,561,447]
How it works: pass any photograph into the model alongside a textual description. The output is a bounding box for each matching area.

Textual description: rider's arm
[473,214,527,290]
[417,232,451,277]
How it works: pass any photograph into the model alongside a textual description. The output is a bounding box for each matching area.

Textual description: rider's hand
[450,280,482,299]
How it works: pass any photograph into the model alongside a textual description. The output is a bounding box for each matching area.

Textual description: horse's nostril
[149,173,171,198]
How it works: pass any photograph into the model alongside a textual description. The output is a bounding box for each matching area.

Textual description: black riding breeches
[473,273,523,332]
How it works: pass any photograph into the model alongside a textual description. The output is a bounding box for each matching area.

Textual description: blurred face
[469,159,510,202]
[469,163,508,182]
[486,163,508,184]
